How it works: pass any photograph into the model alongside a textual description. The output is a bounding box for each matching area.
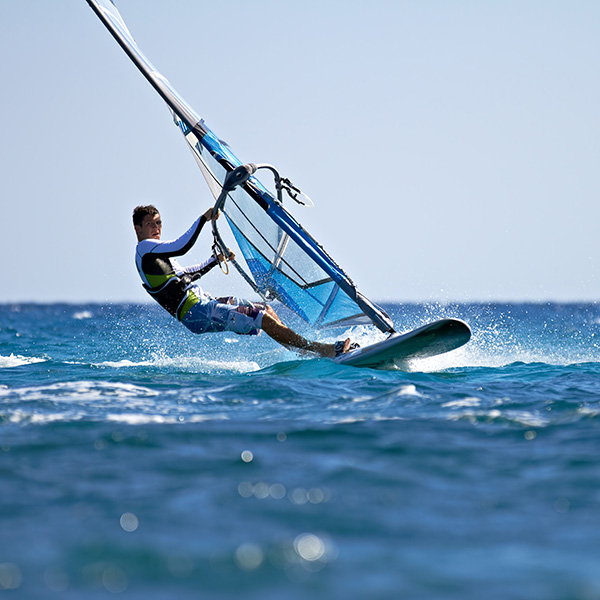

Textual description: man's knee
[263,305,283,324]
[261,310,275,328]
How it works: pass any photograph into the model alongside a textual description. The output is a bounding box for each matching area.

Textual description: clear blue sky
[2,1,599,303]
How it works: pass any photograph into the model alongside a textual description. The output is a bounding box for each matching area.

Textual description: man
[133,205,354,358]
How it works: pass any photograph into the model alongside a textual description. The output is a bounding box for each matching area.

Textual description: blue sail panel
[225,215,368,327]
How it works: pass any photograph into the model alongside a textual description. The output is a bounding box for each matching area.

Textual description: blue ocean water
[1,301,599,599]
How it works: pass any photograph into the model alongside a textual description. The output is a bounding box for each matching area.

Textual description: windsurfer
[133,205,355,357]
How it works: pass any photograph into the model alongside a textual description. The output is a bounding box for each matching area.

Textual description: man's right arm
[145,211,213,258]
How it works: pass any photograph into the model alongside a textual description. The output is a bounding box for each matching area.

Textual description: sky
[1,1,599,304]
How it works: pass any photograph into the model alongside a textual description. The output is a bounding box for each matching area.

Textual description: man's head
[133,205,162,241]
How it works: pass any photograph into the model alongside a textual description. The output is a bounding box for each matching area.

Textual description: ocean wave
[0,354,47,369]
[106,413,228,425]
[72,310,93,320]
[445,407,551,428]
[93,356,260,374]
[0,381,159,402]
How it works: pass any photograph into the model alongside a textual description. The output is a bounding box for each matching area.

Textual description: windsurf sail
[86,0,394,333]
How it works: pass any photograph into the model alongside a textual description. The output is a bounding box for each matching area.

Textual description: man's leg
[260,310,350,358]
[213,300,352,358]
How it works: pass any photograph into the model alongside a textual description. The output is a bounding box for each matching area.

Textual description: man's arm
[144,207,219,258]
[181,247,235,278]
[180,256,219,277]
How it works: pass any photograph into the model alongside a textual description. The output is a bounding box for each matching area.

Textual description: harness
[143,275,195,319]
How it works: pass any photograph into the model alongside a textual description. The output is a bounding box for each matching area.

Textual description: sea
[1,301,599,599]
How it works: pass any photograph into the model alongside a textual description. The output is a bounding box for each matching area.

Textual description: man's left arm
[181,256,219,278]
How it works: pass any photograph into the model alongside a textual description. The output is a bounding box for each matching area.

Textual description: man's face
[136,213,162,241]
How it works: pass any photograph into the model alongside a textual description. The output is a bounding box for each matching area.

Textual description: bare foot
[326,338,352,358]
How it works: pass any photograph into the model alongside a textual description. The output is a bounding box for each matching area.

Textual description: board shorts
[180,296,265,336]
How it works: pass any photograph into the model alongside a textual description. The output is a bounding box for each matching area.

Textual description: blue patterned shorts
[180,297,265,336]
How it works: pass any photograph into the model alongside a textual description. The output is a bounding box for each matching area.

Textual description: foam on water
[0,354,47,369]
[0,380,159,400]
[95,355,260,374]
[72,310,93,320]
[106,413,228,425]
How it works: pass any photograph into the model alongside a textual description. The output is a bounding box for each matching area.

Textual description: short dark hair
[132,205,159,228]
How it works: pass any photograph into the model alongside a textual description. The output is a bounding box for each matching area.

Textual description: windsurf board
[335,318,471,369]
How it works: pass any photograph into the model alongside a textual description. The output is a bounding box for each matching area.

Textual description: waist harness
[143,274,196,320]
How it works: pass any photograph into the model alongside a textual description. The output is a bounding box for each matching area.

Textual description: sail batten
[86,0,394,333]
